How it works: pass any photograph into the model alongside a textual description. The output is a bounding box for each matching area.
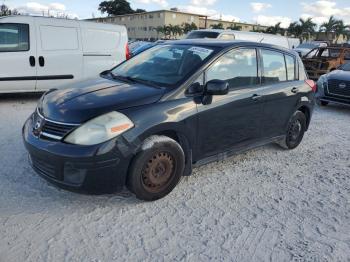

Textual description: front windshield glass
[339,63,350,71]
[112,44,217,87]
[297,43,316,49]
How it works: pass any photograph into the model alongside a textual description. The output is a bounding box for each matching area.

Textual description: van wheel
[127,136,185,201]
[278,111,306,150]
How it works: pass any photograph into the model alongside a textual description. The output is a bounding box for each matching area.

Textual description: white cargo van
[186,29,297,49]
[0,16,128,93]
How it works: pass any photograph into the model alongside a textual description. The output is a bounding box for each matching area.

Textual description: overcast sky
[4,0,350,27]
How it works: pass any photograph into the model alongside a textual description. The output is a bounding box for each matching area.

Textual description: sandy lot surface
[0,96,349,262]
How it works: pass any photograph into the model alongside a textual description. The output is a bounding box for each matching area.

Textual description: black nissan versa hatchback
[23,40,316,201]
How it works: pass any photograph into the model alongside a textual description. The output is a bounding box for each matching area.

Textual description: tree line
[0,4,19,16]
[211,16,350,43]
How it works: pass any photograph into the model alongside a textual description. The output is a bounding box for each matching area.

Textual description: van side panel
[35,18,83,91]
[0,16,37,93]
[80,22,128,79]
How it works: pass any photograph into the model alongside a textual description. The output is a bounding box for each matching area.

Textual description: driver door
[195,48,264,159]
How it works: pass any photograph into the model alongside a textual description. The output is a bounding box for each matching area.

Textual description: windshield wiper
[110,73,161,89]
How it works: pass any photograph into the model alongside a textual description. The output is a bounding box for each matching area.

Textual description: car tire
[127,135,185,201]
[317,100,329,106]
[278,111,307,150]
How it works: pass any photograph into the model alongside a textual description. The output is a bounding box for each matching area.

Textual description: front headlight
[64,111,134,146]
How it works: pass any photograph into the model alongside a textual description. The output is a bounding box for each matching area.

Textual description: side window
[219,34,235,40]
[206,48,259,90]
[261,49,287,83]
[0,23,29,52]
[285,54,296,81]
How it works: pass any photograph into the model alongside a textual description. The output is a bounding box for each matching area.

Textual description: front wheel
[317,99,329,106]
[278,111,307,150]
[127,136,185,201]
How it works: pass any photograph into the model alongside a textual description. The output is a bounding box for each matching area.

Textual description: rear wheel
[127,136,185,201]
[317,99,329,106]
[278,111,307,150]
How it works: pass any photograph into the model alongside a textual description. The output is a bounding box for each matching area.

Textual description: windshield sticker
[189,47,213,56]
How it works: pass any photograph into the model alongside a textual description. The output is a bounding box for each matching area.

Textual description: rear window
[0,23,29,52]
[186,31,220,39]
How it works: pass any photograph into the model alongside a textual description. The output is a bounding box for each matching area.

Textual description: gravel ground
[0,96,349,262]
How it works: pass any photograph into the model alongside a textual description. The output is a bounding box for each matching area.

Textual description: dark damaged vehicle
[316,62,350,106]
[302,46,350,80]
[23,40,316,201]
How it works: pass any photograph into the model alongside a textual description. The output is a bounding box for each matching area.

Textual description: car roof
[162,39,293,54]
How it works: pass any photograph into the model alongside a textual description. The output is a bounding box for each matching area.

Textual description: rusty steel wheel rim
[141,151,175,193]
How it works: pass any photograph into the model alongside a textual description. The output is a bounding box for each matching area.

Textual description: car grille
[327,79,350,98]
[33,109,79,141]
[30,155,60,180]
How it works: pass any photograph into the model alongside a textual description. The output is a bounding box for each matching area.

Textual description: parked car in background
[23,40,315,201]
[294,41,328,57]
[0,16,128,93]
[316,62,350,106]
[302,46,350,80]
[186,29,297,49]
[131,40,166,57]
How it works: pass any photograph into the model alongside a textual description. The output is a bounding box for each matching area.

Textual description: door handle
[291,87,299,93]
[251,94,262,101]
[29,56,35,67]
[39,56,45,67]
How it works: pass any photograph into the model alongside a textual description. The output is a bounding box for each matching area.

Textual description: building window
[172,14,176,19]
[190,16,194,22]
[149,14,154,19]
[121,17,125,21]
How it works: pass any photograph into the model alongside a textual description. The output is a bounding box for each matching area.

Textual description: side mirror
[205,79,229,96]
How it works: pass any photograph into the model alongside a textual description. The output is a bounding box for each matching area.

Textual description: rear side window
[261,49,286,83]
[206,48,258,90]
[285,55,296,81]
[0,23,29,52]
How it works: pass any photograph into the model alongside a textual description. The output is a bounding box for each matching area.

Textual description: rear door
[35,18,83,91]
[258,48,301,138]
[0,17,37,92]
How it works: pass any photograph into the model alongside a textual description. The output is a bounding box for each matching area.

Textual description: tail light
[125,44,131,60]
[305,79,317,92]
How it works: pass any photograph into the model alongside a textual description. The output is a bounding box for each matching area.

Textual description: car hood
[326,70,350,81]
[39,77,165,123]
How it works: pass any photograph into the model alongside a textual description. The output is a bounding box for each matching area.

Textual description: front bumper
[22,116,135,194]
[316,83,350,106]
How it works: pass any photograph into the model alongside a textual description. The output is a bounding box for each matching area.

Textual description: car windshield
[339,63,350,71]
[111,44,217,87]
[186,31,220,39]
[297,43,316,49]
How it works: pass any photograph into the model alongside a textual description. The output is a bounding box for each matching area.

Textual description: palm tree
[266,22,285,35]
[154,26,166,39]
[319,16,339,41]
[287,22,302,39]
[227,24,242,31]
[173,25,183,39]
[182,22,198,34]
[299,18,316,41]
[334,20,350,43]
[211,23,224,29]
